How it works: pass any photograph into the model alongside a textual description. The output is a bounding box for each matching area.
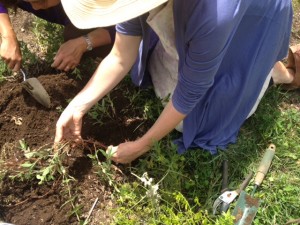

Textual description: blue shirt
[117,0,293,154]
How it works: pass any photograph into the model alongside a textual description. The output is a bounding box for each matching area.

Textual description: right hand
[54,104,85,143]
[0,35,21,71]
[51,37,86,72]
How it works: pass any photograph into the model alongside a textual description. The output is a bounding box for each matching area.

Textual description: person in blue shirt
[55,0,295,164]
[0,0,115,72]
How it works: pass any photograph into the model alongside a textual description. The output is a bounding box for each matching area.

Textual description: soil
[0,64,151,224]
[1,4,300,225]
[0,10,152,225]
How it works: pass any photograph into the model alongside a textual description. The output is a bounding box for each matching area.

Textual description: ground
[0,10,152,225]
[0,4,300,225]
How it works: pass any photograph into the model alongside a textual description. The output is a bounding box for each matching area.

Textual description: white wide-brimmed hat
[61,0,168,29]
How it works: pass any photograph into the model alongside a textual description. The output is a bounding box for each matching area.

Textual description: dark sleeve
[104,26,116,43]
[0,3,8,13]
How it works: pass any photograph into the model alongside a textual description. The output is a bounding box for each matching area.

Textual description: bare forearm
[0,12,21,71]
[69,34,141,113]
[69,54,130,112]
[0,13,16,38]
[139,101,186,149]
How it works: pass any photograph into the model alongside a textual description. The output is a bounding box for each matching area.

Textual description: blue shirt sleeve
[0,3,8,13]
[172,1,243,115]
[116,16,143,36]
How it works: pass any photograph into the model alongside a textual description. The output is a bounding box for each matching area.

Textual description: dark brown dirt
[0,70,152,225]
[0,8,156,225]
[0,73,78,148]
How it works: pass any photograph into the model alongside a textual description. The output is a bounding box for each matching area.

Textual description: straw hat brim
[61,0,168,29]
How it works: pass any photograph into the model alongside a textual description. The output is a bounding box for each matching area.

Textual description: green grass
[108,86,300,225]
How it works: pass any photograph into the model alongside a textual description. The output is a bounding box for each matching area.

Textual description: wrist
[68,99,89,115]
[1,30,16,39]
[82,34,93,51]
[137,136,154,153]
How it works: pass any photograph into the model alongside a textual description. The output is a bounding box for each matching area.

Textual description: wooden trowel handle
[254,144,276,186]
[236,171,254,195]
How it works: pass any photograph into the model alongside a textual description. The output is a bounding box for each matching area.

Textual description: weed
[32,17,63,62]
[76,57,98,78]
[60,176,83,223]
[8,140,67,184]
[114,179,234,224]
[121,80,163,121]
[87,94,116,125]
[0,62,11,82]
[87,147,119,192]
[132,172,162,206]
[71,67,82,80]
[7,140,90,224]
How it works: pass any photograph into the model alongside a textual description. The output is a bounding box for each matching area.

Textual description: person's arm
[0,12,22,71]
[51,28,111,71]
[54,32,141,142]
[110,100,186,164]
[86,27,112,48]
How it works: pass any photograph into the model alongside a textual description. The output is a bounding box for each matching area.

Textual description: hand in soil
[108,140,150,164]
[55,104,84,143]
[51,37,86,71]
[0,34,22,71]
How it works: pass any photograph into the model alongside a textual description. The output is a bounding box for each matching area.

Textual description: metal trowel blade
[21,78,51,108]
[232,191,260,225]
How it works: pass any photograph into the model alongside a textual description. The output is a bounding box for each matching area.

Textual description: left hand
[51,37,86,72]
[107,140,150,164]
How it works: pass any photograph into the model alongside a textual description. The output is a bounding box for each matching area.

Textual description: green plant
[9,140,90,223]
[114,178,234,224]
[60,176,84,223]
[87,94,116,125]
[8,140,67,184]
[132,172,162,206]
[71,67,82,80]
[31,17,63,62]
[74,57,98,79]
[87,147,119,192]
[0,61,10,82]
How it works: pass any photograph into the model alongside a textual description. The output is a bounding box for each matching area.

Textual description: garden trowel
[20,68,51,108]
[232,144,276,225]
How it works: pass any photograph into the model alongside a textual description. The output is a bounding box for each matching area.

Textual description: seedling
[87,94,116,125]
[87,147,119,192]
